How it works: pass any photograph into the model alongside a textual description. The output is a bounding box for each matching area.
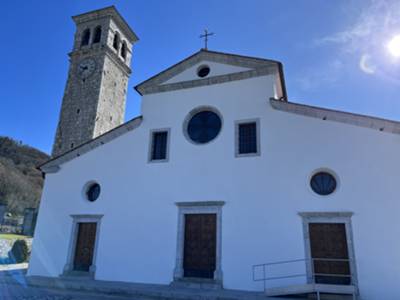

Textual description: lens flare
[387,35,400,57]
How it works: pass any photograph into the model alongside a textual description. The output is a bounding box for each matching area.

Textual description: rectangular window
[150,130,169,161]
[236,119,260,157]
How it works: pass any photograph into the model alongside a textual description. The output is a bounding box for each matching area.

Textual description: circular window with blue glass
[197,65,210,78]
[86,183,101,202]
[186,108,222,144]
[310,171,337,196]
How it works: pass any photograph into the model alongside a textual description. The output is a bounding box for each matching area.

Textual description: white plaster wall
[29,74,400,299]
[163,61,251,84]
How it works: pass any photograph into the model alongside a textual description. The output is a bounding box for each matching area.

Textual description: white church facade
[28,6,400,300]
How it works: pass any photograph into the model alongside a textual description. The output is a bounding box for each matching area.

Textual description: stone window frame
[80,28,91,47]
[234,118,261,157]
[182,106,224,146]
[173,201,225,283]
[148,128,171,163]
[62,214,103,278]
[92,26,102,44]
[299,212,358,287]
[121,41,128,60]
[113,31,120,51]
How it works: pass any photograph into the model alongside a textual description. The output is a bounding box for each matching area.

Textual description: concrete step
[171,277,222,290]
[265,283,357,300]
[307,294,355,300]
[26,275,298,300]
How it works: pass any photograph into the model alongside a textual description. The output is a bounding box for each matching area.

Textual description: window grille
[238,122,257,154]
[151,131,168,160]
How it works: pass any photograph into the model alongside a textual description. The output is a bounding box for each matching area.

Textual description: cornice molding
[298,212,354,218]
[40,116,142,173]
[69,46,132,76]
[138,65,277,95]
[175,201,226,207]
[135,50,281,95]
[72,6,138,43]
[270,98,400,135]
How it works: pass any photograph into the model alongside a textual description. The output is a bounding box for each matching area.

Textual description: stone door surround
[173,201,224,284]
[62,214,103,278]
[299,212,358,287]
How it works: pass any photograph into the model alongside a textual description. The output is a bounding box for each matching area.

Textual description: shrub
[9,239,29,263]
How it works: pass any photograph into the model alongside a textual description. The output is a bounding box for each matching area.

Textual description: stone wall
[0,205,5,225]
[94,54,129,137]
[52,11,134,157]
[22,208,38,237]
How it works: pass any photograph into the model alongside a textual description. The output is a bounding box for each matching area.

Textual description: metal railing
[253,258,356,300]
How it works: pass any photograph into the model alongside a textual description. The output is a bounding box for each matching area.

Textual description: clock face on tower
[77,58,96,79]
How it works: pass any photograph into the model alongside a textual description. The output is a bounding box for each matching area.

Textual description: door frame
[173,201,224,283]
[299,212,358,286]
[62,214,103,277]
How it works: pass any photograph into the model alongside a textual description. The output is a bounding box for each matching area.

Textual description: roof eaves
[203,49,281,65]
[134,50,203,95]
[40,116,143,173]
[270,99,400,134]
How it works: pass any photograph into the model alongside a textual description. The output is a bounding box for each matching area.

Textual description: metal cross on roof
[200,29,214,50]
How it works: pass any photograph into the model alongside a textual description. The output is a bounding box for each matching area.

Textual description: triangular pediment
[163,61,251,85]
[135,49,281,95]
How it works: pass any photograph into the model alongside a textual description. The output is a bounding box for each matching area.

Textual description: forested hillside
[0,137,49,214]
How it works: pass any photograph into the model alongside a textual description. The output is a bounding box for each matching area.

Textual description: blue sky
[2,0,400,154]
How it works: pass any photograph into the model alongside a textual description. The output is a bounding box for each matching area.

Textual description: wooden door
[309,223,351,285]
[73,222,97,272]
[183,214,216,279]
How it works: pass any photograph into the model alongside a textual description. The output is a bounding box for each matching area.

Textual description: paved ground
[0,265,300,300]
[0,268,150,300]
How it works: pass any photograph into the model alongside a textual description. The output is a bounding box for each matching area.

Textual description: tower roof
[72,6,139,43]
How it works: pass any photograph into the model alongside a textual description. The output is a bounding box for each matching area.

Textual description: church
[28,6,400,300]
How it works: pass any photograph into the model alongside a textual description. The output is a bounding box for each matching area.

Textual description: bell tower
[52,6,138,157]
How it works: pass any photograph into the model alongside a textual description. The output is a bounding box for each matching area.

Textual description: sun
[387,35,400,57]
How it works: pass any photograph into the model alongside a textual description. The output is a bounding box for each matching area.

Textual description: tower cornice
[72,6,139,43]
[68,46,132,76]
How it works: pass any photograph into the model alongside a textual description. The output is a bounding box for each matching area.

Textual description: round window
[197,65,210,78]
[310,172,337,196]
[187,110,222,144]
[86,183,101,202]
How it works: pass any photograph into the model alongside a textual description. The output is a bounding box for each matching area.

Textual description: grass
[0,234,29,241]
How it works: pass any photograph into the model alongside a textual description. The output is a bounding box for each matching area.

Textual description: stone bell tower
[52,6,138,157]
